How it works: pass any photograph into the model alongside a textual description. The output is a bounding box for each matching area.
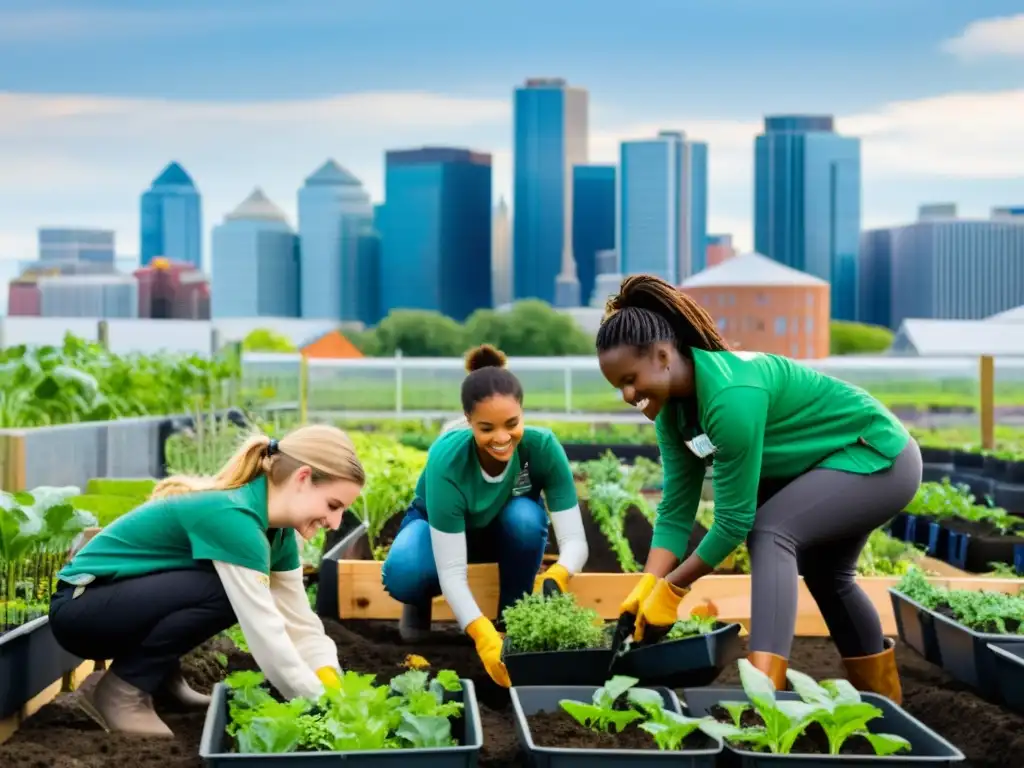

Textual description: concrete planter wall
[0,415,180,489]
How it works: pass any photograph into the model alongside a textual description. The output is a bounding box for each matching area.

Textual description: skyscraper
[297,160,374,321]
[513,78,588,306]
[491,198,512,307]
[140,162,202,269]
[572,165,616,307]
[38,228,116,267]
[618,131,708,283]
[754,115,861,320]
[211,188,300,318]
[869,210,1024,329]
[380,147,492,321]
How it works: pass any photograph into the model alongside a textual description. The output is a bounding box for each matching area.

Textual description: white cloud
[941,14,1024,60]
[0,85,1021,265]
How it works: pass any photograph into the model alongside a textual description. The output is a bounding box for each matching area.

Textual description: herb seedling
[502,591,606,653]
[627,687,717,750]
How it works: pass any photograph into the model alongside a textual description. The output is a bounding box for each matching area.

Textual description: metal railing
[240,352,1024,419]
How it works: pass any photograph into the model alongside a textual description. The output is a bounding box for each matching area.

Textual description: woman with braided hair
[596,274,920,703]
[49,424,364,737]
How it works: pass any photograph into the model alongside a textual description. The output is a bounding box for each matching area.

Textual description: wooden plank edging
[335,561,1022,637]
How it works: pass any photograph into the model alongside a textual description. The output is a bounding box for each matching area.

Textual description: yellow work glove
[533,563,571,594]
[466,616,511,688]
[619,572,658,617]
[634,579,690,643]
[316,666,341,689]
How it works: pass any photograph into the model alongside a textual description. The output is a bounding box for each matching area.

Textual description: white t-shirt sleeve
[549,503,588,574]
[269,566,340,674]
[213,561,325,701]
[428,526,483,630]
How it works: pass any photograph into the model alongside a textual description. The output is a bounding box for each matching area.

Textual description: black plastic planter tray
[893,515,940,555]
[931,610,1024,701]
[315,519,371,619]
[502,637,615,687]
[681,686,965,767]
[613,621,743,688]
[0,615,84,720]
[510,684,722,768]
[987,642,1024,715]
[199,678,483,767]
[561,443,660,464]
[943,528,1024,573]
[888,590,942,667]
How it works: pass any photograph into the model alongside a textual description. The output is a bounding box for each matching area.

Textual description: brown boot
[842,637,903,705]
[747,651,788,691]
[160,670,211,709]
[78,671,173,737]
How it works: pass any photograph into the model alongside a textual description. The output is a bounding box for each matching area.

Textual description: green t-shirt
[654,348,911,567]
[59,475,300,585]
[414,425,579,534]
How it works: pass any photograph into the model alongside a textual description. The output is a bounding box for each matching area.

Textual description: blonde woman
[48,424,365,738]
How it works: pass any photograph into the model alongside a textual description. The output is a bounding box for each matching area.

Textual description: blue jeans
[381,496,549,619]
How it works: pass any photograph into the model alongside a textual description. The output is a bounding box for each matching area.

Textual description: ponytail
[151,424,365,501]
[595,273,729,357]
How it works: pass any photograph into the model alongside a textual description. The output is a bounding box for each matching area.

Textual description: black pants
[49,567,237,694]
[747,440,923,659]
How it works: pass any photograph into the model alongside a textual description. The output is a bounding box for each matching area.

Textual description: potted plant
[510,674,723,767]
[199,666,482,766]
[0,485,96,719]
[682,659,965,765]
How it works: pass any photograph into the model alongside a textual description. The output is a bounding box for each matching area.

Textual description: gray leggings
[747,439,922,659]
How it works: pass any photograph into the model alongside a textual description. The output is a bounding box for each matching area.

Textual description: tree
[830,320,894,355]
[370,309,467,356]
[242,328,296,353]
[464,300,593,356]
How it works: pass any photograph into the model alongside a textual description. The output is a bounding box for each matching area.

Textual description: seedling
[558,675,645,733]
[223,666,465,754]
[701,660,912,756]
[557,675,718,751]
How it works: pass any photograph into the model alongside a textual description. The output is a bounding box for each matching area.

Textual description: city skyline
[0,3,1022,264]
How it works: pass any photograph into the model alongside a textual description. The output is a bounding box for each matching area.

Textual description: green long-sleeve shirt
[651,348,911,567]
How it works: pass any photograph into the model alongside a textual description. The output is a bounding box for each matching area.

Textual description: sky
[0,0,1023,268]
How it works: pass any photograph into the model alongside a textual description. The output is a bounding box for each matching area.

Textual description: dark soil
[941,517,1024,538]
[525,708,714,751]
[2,627,1023,766]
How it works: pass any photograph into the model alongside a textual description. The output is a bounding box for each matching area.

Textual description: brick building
[134,258,210,320]
[681,251,830,358]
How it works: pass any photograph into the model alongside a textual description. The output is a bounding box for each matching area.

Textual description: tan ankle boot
[842,637,903,705]
[161,671,211,708]
[78,672,173,737]
[747,650,789,691]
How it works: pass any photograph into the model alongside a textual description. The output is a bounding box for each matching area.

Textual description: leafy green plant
[896,567,1024,634]
[701,660,911,756]
[347,433,427,559]
[223,667,465,754]
[665,614,718,640]
[502,591,607,653]
[557,675,717,750]
[0,485,96,629]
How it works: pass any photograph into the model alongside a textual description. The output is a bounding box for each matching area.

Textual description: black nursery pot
[919,446,955,465]
[681,686,966,767]
[982,455,1008,482]
[987,642,1024,715]
[951,450,984,471]
[501,636,615,687]
[613,622,743,689]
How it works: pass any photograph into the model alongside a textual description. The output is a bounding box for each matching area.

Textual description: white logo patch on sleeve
[685,433,718,458]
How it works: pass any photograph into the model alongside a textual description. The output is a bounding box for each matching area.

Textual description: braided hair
[595,274,728,357]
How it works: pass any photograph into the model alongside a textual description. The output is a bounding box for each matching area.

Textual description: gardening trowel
[606,611,636,673]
